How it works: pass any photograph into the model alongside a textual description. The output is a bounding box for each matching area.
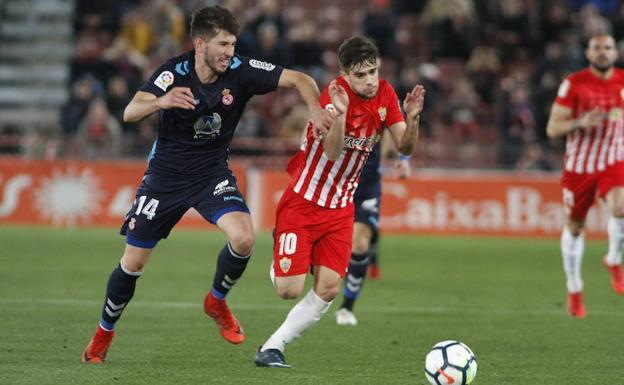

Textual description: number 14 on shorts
[134,195,160,220]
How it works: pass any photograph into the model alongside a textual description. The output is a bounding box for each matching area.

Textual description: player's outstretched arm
[388,85,425,156]
[123,88,196,122]
[546,104,602,138]
[277,69,334,138]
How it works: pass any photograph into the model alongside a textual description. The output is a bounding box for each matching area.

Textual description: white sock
[606,217,624,265]
[261,289,332,352]
[561,227,584,293]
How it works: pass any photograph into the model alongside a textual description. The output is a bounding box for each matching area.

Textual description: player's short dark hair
[190,6,240,40]
[338,36,379,72]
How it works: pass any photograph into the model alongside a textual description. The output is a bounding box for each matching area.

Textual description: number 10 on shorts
[278,232,297,255]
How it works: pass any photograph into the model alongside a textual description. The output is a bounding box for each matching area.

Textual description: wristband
[399,154,411,161]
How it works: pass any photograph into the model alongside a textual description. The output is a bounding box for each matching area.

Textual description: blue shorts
[120,170,248,243]
[354,195,380,242]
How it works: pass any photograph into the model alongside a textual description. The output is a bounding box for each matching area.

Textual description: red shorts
[561,162,624,220]
[272,188,354,277]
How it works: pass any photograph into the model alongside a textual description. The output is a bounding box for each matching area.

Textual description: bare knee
[352,236,370,255]
[314,283,340,302]
[566,220,584,237]
[121,246,152,272]
[229,232,255,256]
[276,286,303,300]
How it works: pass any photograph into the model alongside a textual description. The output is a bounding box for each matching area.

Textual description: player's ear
[193,36,205,50]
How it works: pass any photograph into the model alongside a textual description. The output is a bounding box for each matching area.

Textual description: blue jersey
[354,141,381,201]
[141,50,283,177]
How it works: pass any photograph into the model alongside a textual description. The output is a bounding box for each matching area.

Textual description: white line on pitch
[1,297,621,317]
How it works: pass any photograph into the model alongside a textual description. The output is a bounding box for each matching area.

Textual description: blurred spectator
[76,98,122,159]
[500,84,537,167]
[252,21,293,66]
[540,2,573,45]
[363,0,398,58]
[288,20,325,80]
[421,0,479,60]
[466,46,501,104]
[62,75,99,135]
[515,141,554,171]
[106,75,135,133]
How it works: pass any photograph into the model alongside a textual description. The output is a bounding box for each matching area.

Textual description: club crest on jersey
[378,106,387,121]
[279,257,292,273]
[621,88,624,101]
[193,112,222,139]
[154,71,174,92]
[221,88,234,106]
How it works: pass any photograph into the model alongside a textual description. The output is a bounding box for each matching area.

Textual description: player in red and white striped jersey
[254,36,425,368]
[547,34,624,318]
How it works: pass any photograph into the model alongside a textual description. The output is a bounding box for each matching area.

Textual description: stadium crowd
[42,0,624,167]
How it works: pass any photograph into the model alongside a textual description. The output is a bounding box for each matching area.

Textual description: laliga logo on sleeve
[154,71,174,92]
[221,88,234,106]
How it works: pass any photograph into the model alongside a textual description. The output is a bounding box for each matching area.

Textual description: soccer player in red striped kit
[254,36,425,367]
[547,34,624,318]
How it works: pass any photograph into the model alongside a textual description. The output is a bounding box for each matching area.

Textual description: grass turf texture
[1,225,623,384]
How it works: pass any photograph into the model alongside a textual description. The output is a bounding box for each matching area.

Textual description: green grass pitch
[1,225,623,384]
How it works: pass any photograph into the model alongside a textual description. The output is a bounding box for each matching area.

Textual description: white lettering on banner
[379,186,611,234]
[0,174,32,217]
[108,186,135,216]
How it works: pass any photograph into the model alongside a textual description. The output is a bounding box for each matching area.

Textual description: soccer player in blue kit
[335,142,410,326]
[82,5,333,363]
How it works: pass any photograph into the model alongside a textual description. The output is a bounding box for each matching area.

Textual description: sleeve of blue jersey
[139,61,176,97]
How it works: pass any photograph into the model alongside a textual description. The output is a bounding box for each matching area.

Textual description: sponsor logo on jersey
[378,106,387,121]
[343,133,381,151]
[279,257,292,273]
[221,88,234,106]
[193,112,222,139]
[213,179,237,196]
[154,71,174,92]
[249,59,276,71]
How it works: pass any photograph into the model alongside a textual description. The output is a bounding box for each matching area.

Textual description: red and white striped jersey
[555,68,624,174]
[286,76,404,208]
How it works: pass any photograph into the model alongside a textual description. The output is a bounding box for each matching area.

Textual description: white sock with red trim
[606,217,624,265]
[261,289,331,352]
[561,227,584,293]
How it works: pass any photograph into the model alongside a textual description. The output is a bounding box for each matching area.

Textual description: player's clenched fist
[157,87,197,110]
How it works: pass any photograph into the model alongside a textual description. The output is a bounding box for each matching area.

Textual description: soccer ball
[424,340,477,385]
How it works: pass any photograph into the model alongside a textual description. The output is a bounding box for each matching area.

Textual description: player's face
[200,30,237,75]
[586,35,617,73]
[343,61,379,99]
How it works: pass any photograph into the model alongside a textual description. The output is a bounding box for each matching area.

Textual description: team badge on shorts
[222,88,234,106]
[129,217,136,230]
[279,257,292,273]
